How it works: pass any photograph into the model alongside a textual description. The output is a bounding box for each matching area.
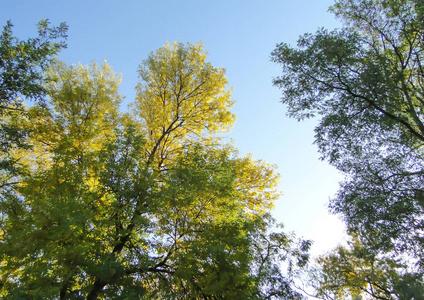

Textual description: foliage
[0,19,68,107]
[309,235,424,299]
[0,19,68,191]
[0,42,310,299]
[133,41,235,170]
[271,0,424,267]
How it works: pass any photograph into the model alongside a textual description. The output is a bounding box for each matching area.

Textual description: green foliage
[0,41,309,299]
[0,19,68,193]
[0,19,68,106]
[310,235,424,299]
[272,0,424,268]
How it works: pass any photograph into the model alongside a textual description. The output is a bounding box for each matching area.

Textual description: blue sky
[2,0,346,255]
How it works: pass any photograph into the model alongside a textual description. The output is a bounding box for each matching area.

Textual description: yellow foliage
[0,43,291,299]
[132,42,235,169]
[234,154,281,216]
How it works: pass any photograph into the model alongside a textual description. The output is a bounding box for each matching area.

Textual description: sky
[1,1,347,256]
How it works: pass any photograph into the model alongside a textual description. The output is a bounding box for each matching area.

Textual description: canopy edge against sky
[1,0,346,256]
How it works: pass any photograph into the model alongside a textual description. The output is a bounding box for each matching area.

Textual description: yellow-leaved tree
[0,41,310,299]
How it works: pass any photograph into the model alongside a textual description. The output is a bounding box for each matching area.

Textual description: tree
[0,19,68,108]
[0,19,68,191]
[0,42,310,299]
[271,0,424,266]
[309,234,424,299]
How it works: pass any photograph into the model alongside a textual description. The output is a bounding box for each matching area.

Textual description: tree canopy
[310,234,424,299]
[0,39,310,299]
[0,19,68,195]
[272,0,424,265]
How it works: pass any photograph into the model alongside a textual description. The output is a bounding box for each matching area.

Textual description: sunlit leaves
[311,234,424,299]
[1,41,307,299]
[133,42,235,169]
[0,19,67,201]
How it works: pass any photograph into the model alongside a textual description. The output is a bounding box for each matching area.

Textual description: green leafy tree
[0,19,67,191]
[0,42,310,299]
[0,19,68,108]
[271,0,424,266]
[309,235,424,299]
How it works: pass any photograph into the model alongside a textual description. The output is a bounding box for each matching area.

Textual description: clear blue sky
[1,0,346,256]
